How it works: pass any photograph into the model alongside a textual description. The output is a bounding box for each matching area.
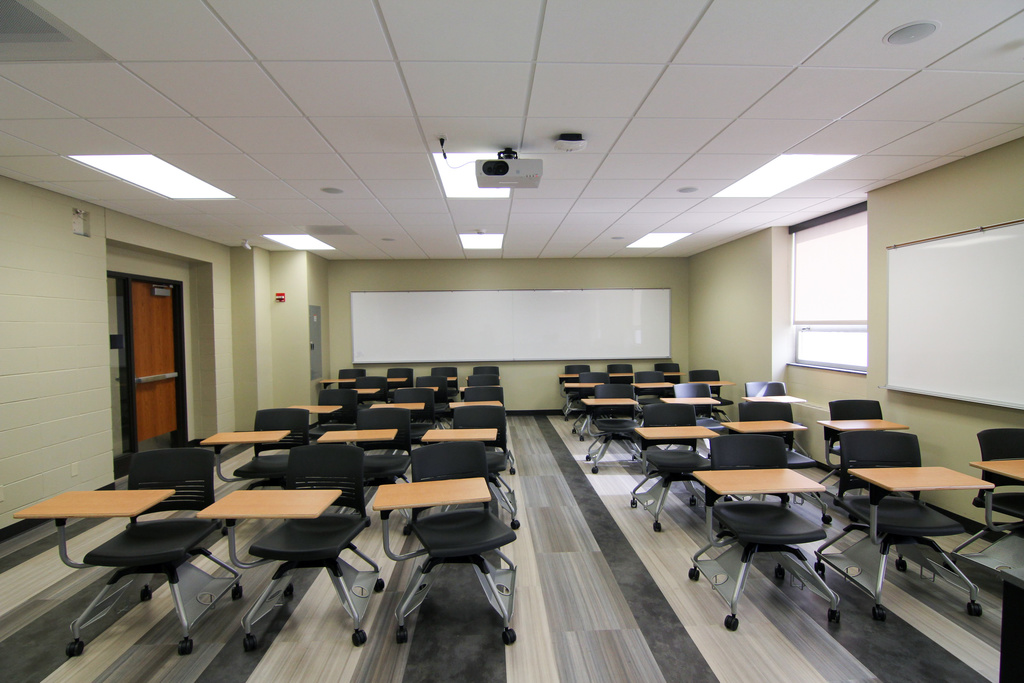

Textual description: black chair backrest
[412,441,488,482]
[452,404,507,451]
[710,434,787,470]
[431,366,457,379]
[738,401,795,446]
[318,388,358,425]
[338,368,366,380]
[837,431,921,497]
[416,376,449,405]
[287,444,366,515]
[579,371,609,383]
[253,408,310,455]
[467,373,500,387]
[386,367,414,390]
[689,369,720,382]
[654,362,680,373]
[828,399,883,420]
[565,364,590,374]
[129,448,215,513]
[977,428,1024,487]
[594,383,636,420]
[473,365,499,376]
[355,407,412,453]
[642,402,697,428]
[464,385,504,403]
[745,381,786,397]
[394,386,435,422]
[634,370,665,383]
[674,382,714,418]
[355,375,388,400]
[607,363,633,373]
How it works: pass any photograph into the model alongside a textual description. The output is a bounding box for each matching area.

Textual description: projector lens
[482,160,509,176]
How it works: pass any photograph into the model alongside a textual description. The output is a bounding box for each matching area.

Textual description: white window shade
[793,213,867,323]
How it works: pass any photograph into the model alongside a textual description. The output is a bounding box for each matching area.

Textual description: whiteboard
[886,220,1024,410]
[351,289,671,363]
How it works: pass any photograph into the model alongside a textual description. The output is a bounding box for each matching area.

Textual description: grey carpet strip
[536,416,718,683]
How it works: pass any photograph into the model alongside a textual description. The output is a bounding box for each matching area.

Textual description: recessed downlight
[677,186,698,194]
[884,21,939,45]
[320,186,344,194]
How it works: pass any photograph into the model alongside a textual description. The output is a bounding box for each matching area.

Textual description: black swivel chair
[354,407,413,486]
[573,371,609,437]
[355,375,389,406]
[630,403,710,531]
[822,399,884,479]
[673,382,726,434]
[585,383,640,473]
[466,373,500,387]
[463,385,504,403]
[386,367,414,399]
[338,368,366,381]
[562,364,591,420]
[737,401,830,523]
[653,362,680,375]
[310,388,358,439]
[63,448,241,657]
[416,375,451,425]
[815,430,983,621]
[430,366,460,400]
[393,386,436,443]
[954,428,1024,572]
[233,408,310,488]
[452,404,519,526]
[607,363,634,384]
[229,444,383,650]
[473,365,500,376]
[381,441,517,646]
[689,369,732,419]
[634,370,669,405]
[689,434,840,632]
[744,381,787,397]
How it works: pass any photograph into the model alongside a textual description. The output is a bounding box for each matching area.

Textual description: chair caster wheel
[585,454,591,461]
[396,626,408,644]
[243,633,258,652]
[510,519,520,530]
[591,466,599,474]
[177,637,193,655]
[509,467,516,474]
[828,608,840,624]
[630,498,637,508]
[895,558,908,572]
[688,567,700,581]
[140,585,152,601]
[653,521,662,532]
[871,604,887,621]
[232,584,243,600]
[374,578,385,592]
[967,601,982,617]
[579,435,584,442]
[689,496,697,506]
[822,514,832,525]
[774,564,785,580]
[724,614,739,631]
[283,583,294,597]
[814,561,826,578]
[402,524,412,535]
[502,627,516,645]
[352,629,367,646]
[66,639,85,657]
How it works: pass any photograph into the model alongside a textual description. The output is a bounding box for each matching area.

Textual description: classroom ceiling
[1,1,1023,260]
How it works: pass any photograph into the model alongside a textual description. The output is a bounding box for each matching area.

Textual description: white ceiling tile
[522,119,630,156]
[510,197,575,214]
[689,197,763,212]
[570,198,635,213]
[594,154,689,179]
[0,78,74,119]
[91,118,238,155]
[524,153,605,180]
[266,63,412,118]
[448,199,511,223]
[540,243,583,258]
[362,179,443,200]
[341,153,436,180]
[159,154,275,180]
[419,117,524,154]
[0,118,143,155]
[639,66,791,118]
[507,214,564,229]
[701,119,830,154]
[672,153,775,179]
[128,63,301,118]
[951,127,1024,157]
[402,63,532,118]
[208,0,392,60]
[887,156,963,180]
[846,71,1024,122]
[774,179,874,199]
[744,67,915,120]
[44,179,162,201]
[393,214,453,227]
[218,213,288,228]
[932,11,1024,73]
[517,178,587,200]
[282,179,373,200]
[538,0,703,63]
[610,213,676,229]
[342,215,400,228]
[379,0,543,61]
[789,120,930,154]
[379,198,449,214]
[250,154,356,181]
[314,198,389,215]
[581,178,659,199]
[200,118,332,154]
[649,178,732,198]
[243,198,327,214]
[178,199,264,215]
[612,118,732,154]
[660,213,731,230]
[675,0,871,66]
[214,179,303,199]
[0,155,109,182]
[530,64,663,118]
[36,0,250,61]
[631,197,702,213]
[313,117,423,154]
[871,121,1022,156]
[946,82,1024,124]
[806,1,1023,69]
[814,154,941,180]
[750,197,834,213]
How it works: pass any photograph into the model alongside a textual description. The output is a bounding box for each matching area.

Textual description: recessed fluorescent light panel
[263,234,335,250]
[69,155,233,199]
[459,233,504,249]
[433,153,510,199]
[627,233,691,249]
[714,154,856,198]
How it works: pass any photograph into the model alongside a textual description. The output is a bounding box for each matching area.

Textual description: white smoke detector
[554,133,587,152]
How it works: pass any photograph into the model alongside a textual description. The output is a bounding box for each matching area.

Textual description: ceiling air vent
[0,0,112,62]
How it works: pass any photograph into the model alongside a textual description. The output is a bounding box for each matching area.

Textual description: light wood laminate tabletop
[662,397,720,406]
[848,466,992,492]
[197,489,342,520]
[15,490,174,520]
[724,420,807,433]
[695,469,825,496]
[317,429,398,443]
[970,459,1024,481]
[742,395,807,403]
[201,430,290,447]
[449,401,503,409]
[817,419,909,432]
[634,426,720,440]
[420,428,497,443]
[372,477,491,511]
[371,402,424,410]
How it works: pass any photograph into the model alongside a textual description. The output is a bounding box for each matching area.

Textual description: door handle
[135,372,178,384]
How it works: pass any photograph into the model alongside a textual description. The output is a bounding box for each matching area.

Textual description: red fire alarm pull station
[275,292,286,302]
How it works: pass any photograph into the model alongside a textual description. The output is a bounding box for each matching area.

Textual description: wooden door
[131,280,178,442]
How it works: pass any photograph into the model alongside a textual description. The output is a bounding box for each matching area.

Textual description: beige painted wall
[306,252,330,404]
[327,258,689,411]
[269,251,312,407]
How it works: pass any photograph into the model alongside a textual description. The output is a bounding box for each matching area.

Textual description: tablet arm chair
[630,403,710,531]
[463,385,505,404]
[953,428,1024,572]
[585,383,641,473]
[673,382,726,434]
[607,363,634,384]
[466,373,501,388]
[573,371,609,437]
[393,386,437,443]
[452,404,519,527]
[634,370,670,405]
[380,442,518,646]
[430,366,459,400]
[62,448,241,657]
[689,369,731,419]
[233,408,310,489]
[688,435,839,631]
[354,407,412,487]
[814,430,982,621]
[653,362,680,374]
[417,375,451,426]
[310,388,359,439]
[473,365,500,376]
[355,375,389,406]
[744,381,786,397]
[562,364,591,421]
[822,399,883,479]
[224,444,383,650]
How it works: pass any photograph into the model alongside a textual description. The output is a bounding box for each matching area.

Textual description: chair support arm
[380,515,427,563]
[55,520,89,569]
[223,520,273,569]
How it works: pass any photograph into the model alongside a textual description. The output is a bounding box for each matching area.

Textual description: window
[791,206,868,371]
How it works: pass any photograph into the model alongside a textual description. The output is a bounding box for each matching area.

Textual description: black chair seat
[975,491,1024,518]
[594,418,639,432]
[84,519,219,566]
[410,424,432,442]
[233,454,289,478]
[785,450,817,468]
[696,418,727,433]
[836,495,964,536]
[249,514,370,562]
[411,509,517,558]
[364,454,409,480]
[714,502,826,545]
[643,448,710,473]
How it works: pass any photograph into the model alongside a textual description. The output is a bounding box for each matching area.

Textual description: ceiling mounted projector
[476,148,542,188]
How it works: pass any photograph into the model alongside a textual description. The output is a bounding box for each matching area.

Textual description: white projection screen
[351,289,671,363]
[886,219,1024,410]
